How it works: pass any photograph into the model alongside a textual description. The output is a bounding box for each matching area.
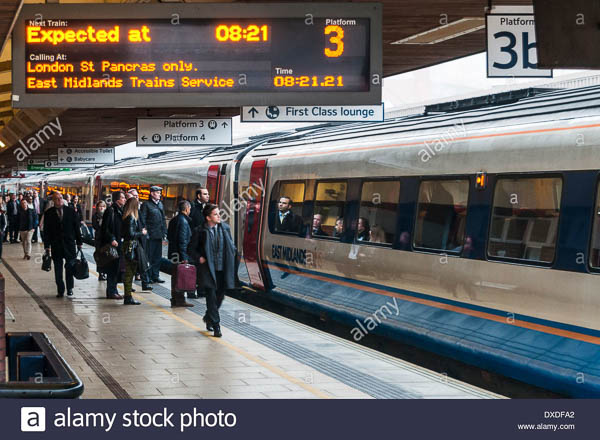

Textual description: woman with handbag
[93,200,107,281]
[121,197,147,305]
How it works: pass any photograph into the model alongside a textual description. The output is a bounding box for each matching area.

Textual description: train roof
[249,85,600,155]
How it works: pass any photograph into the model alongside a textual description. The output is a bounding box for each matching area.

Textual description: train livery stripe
[273,122,600,159]
[264,261,600,346]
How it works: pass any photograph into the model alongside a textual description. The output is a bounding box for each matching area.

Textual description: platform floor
[1,241,503,399]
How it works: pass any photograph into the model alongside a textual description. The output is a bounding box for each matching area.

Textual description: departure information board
[12,4,382,108]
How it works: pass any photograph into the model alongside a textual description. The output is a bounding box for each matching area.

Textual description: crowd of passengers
[0,187,233,338]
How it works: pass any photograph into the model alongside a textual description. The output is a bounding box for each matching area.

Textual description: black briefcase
[71,249,89,280]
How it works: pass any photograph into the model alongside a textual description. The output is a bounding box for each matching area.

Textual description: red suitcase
[175,263,197,292]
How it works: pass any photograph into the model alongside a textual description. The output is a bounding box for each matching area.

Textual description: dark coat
[122,215,144,241]
[92,211,104,249]
[101,202,124,249]
[190,200,207,229]
[189,222,237,290]
[6,200,19,220]
[274,210,302,233]
[18,208,37,231]
[70,203,84,223]
[312,226,327,236]
[140,199,167,240]
[167,213,192,262]
[43,205,83,260]
[0,213,6,232]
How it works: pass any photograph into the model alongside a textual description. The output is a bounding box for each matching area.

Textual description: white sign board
[486,14,552,78]
[241,105,384,123]
[58,148,115,166]
[137,118,232,147]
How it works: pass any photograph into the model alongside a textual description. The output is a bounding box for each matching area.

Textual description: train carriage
[233,86,600,397]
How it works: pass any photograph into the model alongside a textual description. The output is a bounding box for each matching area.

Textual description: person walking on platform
[2,195,8,243]
[93,200,107,281]
[190,204,237,337]
[18,199,37,260]
[190,187,210,229]
[168,200,194,307]
[43,191,83,298]
[101,190,126,300]
[70,195,85,225]
[6,193,19,243]
[140,186,167,284]
[121,197,148,305]
[31,190,41,243]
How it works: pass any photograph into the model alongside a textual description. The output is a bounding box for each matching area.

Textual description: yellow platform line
[89,268,331,399]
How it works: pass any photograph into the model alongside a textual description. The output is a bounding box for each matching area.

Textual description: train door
[206,164,221,204]
[242,159,273,291]
[94,176,103,205]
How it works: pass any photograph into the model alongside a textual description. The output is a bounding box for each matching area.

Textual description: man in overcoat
[190,203,237,337]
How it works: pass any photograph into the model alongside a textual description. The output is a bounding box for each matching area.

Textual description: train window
[163,184,183,219]
[488,177,562,263]
[358,180,400,244]
[589,184,600,268]
[271,181,305,234]
[313,181,348,238]
[414,179,469,252]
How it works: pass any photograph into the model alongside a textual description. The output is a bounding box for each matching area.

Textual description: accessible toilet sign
[137,118,232,147]
[241,104,384,122]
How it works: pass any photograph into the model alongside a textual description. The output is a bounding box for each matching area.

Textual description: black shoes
[98,274,107,281]
[203,316,214,332]
[131,287,136,292]
[124,296,141,305]
[107,293,123,300]
[141,284,153,291]
[153,278,166,283]
[187,292,198,299]
[67,290,73,296]
[213,325,222,338]
[56,292,64,298]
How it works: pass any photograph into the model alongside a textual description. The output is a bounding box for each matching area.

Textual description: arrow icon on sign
[221,122,228,128]
[248,107,259,118]
[141,135,147,142]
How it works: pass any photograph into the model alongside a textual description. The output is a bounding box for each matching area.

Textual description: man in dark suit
[311,213,328,236]
[140,186,167,283]
[274,196,301,233]
[168,200,194,307]
[6,193,20,243]
[190,204,237,337]
[190,187,210,229]
[43,191,83,298]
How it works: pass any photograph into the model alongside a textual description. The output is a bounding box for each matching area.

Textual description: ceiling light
[0,140,5,148]
[391,18,485,45]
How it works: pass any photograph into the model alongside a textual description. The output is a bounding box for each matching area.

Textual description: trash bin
[0,273,84,398]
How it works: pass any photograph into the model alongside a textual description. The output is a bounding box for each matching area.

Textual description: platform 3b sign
[486,14,552,78]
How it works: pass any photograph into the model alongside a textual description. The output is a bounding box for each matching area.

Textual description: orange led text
[26,25,151,45]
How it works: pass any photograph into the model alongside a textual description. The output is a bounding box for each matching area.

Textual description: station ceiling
[0,0,534,170]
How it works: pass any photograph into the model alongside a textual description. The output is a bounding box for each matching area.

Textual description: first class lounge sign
[12,3,382,108]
